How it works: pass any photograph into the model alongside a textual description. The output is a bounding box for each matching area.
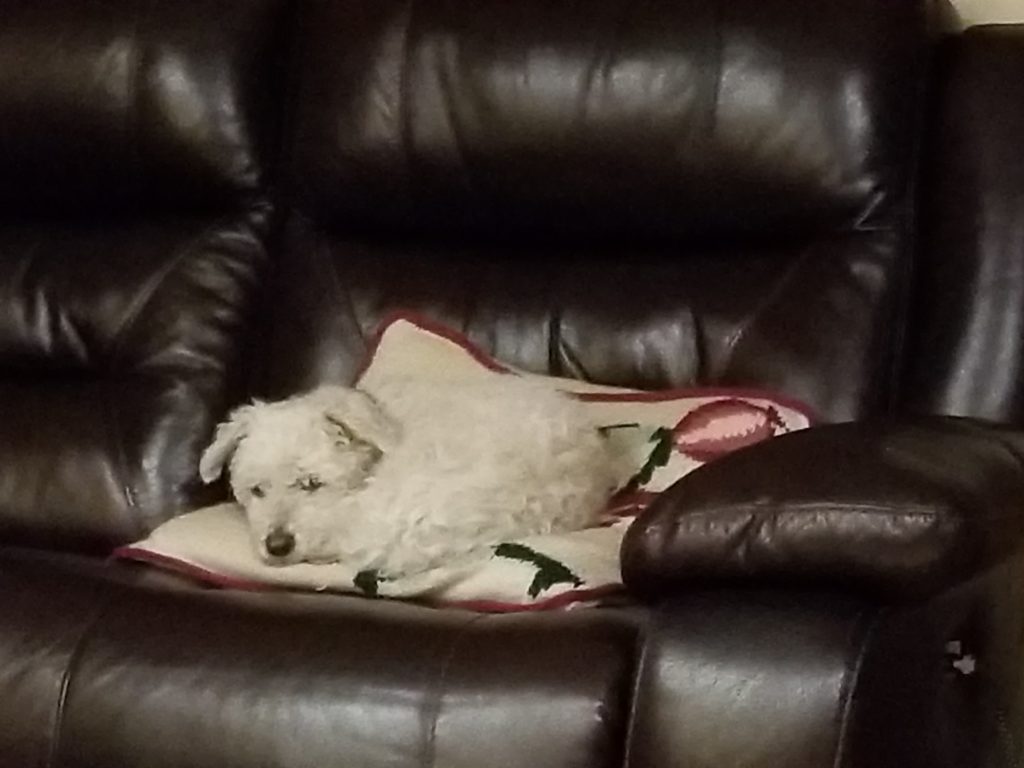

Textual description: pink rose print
[672,399,787,462]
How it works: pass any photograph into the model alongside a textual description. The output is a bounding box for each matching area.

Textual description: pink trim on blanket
[447,584,624,613]
[113,544,622,612]
[576,387,817,421]
[357,310,818,423]
[114,546,273,591]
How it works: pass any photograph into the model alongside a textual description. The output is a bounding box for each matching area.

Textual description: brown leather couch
[2,1,1024,766]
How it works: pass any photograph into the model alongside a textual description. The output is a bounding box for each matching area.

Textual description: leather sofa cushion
[268,0,938,422]
[265,216,908,422]
[0,0,285,550]
[0,206,271,553]
[0,546,639,768]
[286,0,930,243]
[0,0,286,213]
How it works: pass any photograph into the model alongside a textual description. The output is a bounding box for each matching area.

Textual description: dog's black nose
[264,527,295,558]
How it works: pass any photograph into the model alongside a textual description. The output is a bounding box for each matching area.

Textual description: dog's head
[199,386,399,564]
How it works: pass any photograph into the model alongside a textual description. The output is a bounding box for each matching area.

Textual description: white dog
[199,376,624,578]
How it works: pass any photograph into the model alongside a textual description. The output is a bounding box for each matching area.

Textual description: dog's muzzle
[264,527,296,558]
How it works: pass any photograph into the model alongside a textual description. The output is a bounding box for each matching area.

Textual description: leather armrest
[621,418,1024,600]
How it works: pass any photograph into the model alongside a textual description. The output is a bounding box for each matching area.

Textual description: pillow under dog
[115,312,815,611]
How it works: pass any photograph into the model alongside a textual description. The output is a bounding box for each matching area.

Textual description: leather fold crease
[622,418,1024,600]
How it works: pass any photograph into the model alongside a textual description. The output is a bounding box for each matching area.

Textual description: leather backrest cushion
[287,0,931,242]
[263,215,902,423]
[0,206,270,553]
[901,27,1024,424]
[0,0,286,213]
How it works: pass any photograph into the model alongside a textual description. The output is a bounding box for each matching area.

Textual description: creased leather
[0,0,286,213]
[287,0,926,244]
[0,205,272,552]
[902,26,1024,424]
[622,418,1024,600]
[0,548,638,768]
[270,0,934,422]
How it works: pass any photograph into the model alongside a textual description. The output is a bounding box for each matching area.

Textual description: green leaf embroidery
[765,405,787,432]
[354,569,383,597]
[625,427,674,491]
[494,542,584,598]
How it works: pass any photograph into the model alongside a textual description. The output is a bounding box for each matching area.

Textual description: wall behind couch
[953,0,1024,24]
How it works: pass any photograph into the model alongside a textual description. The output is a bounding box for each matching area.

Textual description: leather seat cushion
[0,547,640,768]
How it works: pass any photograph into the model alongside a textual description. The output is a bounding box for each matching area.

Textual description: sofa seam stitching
[886,0,936,416]
[45,587,119,768]
[663,503,947,519]
[422,614,486,768]
[831,607,885,768]
[720,242,814,378]
[104,386,145,537]
[658,503,1024,523]
[708,1,723,138]
[399,0,416,200]
[316,219,365,357]
[106,220,221,367]
[620,608,655,768]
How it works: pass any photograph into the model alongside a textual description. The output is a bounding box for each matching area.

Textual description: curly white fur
[199,377,625,578]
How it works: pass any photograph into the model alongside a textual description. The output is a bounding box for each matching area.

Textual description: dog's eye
[326,415,356,444]
[298,476,323,492]
[250,485,266,499]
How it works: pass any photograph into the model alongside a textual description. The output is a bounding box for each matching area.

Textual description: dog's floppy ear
[322,389,400,455]
[199,405,255,484]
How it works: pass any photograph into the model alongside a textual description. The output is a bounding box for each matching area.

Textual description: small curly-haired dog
[199,376,623,578]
